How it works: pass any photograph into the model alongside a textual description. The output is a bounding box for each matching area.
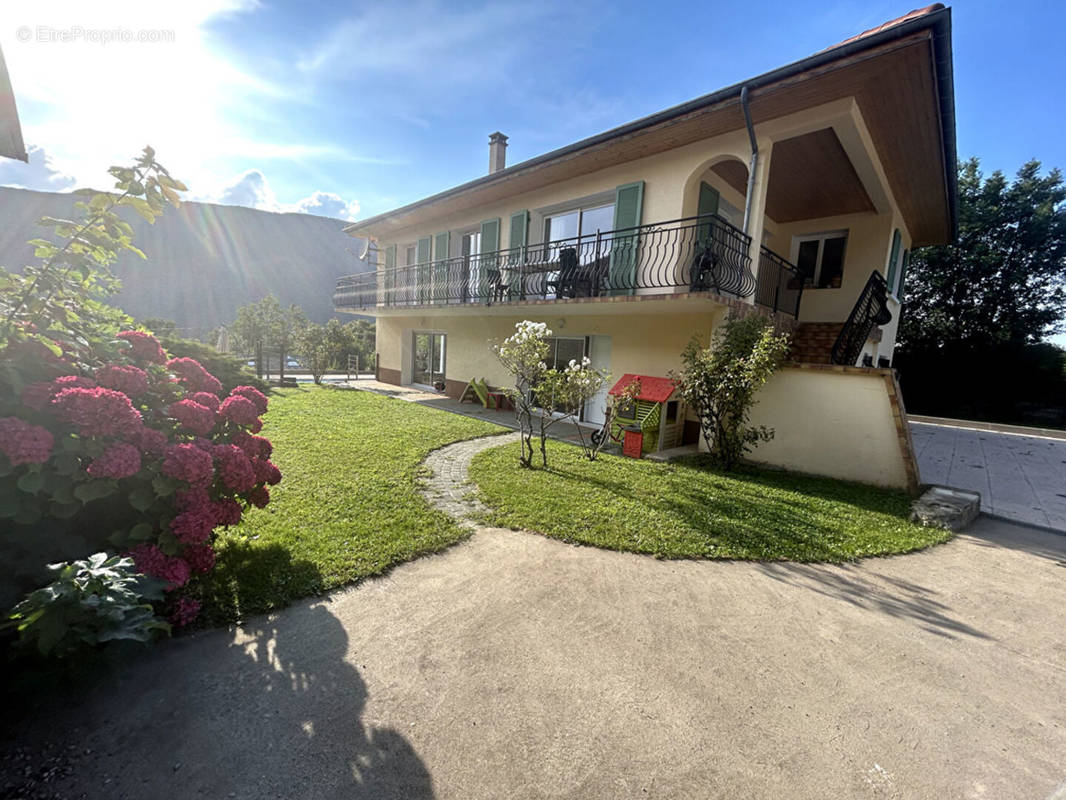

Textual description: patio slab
[910,420,1066,530]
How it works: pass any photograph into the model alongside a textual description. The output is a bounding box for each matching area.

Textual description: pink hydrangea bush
[0,329,280,631]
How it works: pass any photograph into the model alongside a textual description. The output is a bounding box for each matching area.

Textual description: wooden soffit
[351,30,949,246]
[710,128,876,222]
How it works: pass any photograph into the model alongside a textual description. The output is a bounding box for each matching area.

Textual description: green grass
[470,441,950,562]
[201,386,503,622]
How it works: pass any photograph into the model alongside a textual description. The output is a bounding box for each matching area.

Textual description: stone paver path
[910,421,1066,530]
[420,433,521,527]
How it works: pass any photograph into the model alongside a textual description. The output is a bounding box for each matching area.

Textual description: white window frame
[790,229,848,289]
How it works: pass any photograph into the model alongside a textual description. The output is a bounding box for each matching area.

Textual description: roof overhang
[346,6,956,247]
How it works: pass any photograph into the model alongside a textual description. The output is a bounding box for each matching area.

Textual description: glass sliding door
[413,333,446,387]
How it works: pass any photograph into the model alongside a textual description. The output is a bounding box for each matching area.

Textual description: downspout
[740,85,758,235]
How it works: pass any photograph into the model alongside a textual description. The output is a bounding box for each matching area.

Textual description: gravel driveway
[5,517,1065,799]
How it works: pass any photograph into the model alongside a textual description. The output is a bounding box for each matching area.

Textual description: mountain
[0,187,370,337]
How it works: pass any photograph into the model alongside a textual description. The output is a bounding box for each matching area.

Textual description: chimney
[488,131,508,174]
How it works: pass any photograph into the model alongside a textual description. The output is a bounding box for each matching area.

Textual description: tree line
[897,157,1066,427]
[229,295,374,383]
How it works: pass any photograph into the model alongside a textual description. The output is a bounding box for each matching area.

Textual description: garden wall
[734,364,919,491]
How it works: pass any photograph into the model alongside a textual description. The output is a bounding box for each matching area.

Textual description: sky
[1,0,1064,335]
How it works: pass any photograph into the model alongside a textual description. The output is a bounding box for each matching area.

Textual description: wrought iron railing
[830,270,893,366]
[755,246,804,317]
[333,213,800,316]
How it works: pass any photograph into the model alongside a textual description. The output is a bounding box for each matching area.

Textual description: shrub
[0,332,282,644]
[674,313,790,469]
[157,334,267,394]
[0,150,281,653]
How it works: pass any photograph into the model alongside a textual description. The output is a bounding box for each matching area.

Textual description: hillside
[0,187,370,336]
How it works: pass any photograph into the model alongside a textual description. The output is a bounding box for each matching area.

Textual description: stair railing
[830,270,892,366]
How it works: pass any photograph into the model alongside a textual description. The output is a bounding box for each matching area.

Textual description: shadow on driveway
[4,585,434,799]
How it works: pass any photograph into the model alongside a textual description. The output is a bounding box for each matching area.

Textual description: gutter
[344,6,957,240]
[740,85,758,235]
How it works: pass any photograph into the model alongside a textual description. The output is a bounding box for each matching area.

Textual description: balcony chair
[689,241,720,292]
[547,247,595,298]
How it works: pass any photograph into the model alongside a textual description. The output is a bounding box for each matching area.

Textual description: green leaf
[49,501,81,519]
[17,471,45,494]
[129,522,154,540]
[73,480,116,503]
[127,486,155,512]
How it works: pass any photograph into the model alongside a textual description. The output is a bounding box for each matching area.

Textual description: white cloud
[0,144,76,191]
[214,169,359,220]
[292,191,360,220]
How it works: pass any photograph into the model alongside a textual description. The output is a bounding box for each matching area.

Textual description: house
[335,5,956,490]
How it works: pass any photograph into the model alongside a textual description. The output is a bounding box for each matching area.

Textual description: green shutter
[416,236,431,303]
[509,210,528,252]
[433,231,450,302]
[886,229,901,289]
[479,218,500,301]
[384,244,396,306]
[897,249,910,301]
[609,181,644,295]
[696,181,720,248]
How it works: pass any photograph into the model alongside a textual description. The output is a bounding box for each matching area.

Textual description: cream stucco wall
[740,367,912,489]
[376,307,728,389]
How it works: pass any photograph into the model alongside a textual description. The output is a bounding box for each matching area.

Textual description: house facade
[335,5,956,490]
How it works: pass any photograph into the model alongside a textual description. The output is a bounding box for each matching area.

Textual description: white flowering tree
[493,321,608,467]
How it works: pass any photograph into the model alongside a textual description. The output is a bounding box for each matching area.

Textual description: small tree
[297,322,330,384]
[494,321,607,467]
[675,313,790,469]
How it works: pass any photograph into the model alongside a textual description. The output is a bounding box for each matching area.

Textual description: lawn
[470,441,950,562]
[201,386,503,622]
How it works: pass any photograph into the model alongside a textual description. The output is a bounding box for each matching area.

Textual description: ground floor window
[793,230,847,288]
[413,332,445,387]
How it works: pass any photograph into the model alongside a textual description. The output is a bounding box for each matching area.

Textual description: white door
[585,335,611,425]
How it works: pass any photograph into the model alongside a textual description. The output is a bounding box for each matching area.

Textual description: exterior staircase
[790,322,844,364]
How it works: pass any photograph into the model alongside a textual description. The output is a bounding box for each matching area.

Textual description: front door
[413,333,446,387]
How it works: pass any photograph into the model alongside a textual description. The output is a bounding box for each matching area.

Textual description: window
[666,400,679,424]
[405,244,417,266]
[412,332,445,387]
[542,202,615,261]
[793,231,847,289]
[532,337,587,413]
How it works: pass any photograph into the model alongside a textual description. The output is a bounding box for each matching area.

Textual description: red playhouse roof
[608,374,678,403]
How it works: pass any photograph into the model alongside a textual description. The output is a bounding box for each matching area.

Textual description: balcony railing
[334,213,801,317]
[755,246,804,317]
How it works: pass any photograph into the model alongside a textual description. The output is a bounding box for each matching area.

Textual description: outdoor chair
[689,241,720,292]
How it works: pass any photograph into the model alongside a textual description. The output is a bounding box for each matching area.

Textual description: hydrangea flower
[52,387,143,437]
[161,443,215,487]
[169,506,216,544]
[252,458,282,486]
[127,543,191,590]
[248,486,270,508]
[168,399,216,436]
[166,357,224,395]
[231,431,272,459]
[182,545,216,575]
[213,444,256,492]
[86,442,142,479]
[126,425,168,457]
[218,395,259,426]
[213,497,242,526]
[117,330,167,364]
[168,596,202,626]
[95,364,150,398]
[0,417,55,465]
[230,385,268,415]
[188,391,220,412]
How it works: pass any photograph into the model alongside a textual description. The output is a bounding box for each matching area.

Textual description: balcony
[334,213,803,317]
